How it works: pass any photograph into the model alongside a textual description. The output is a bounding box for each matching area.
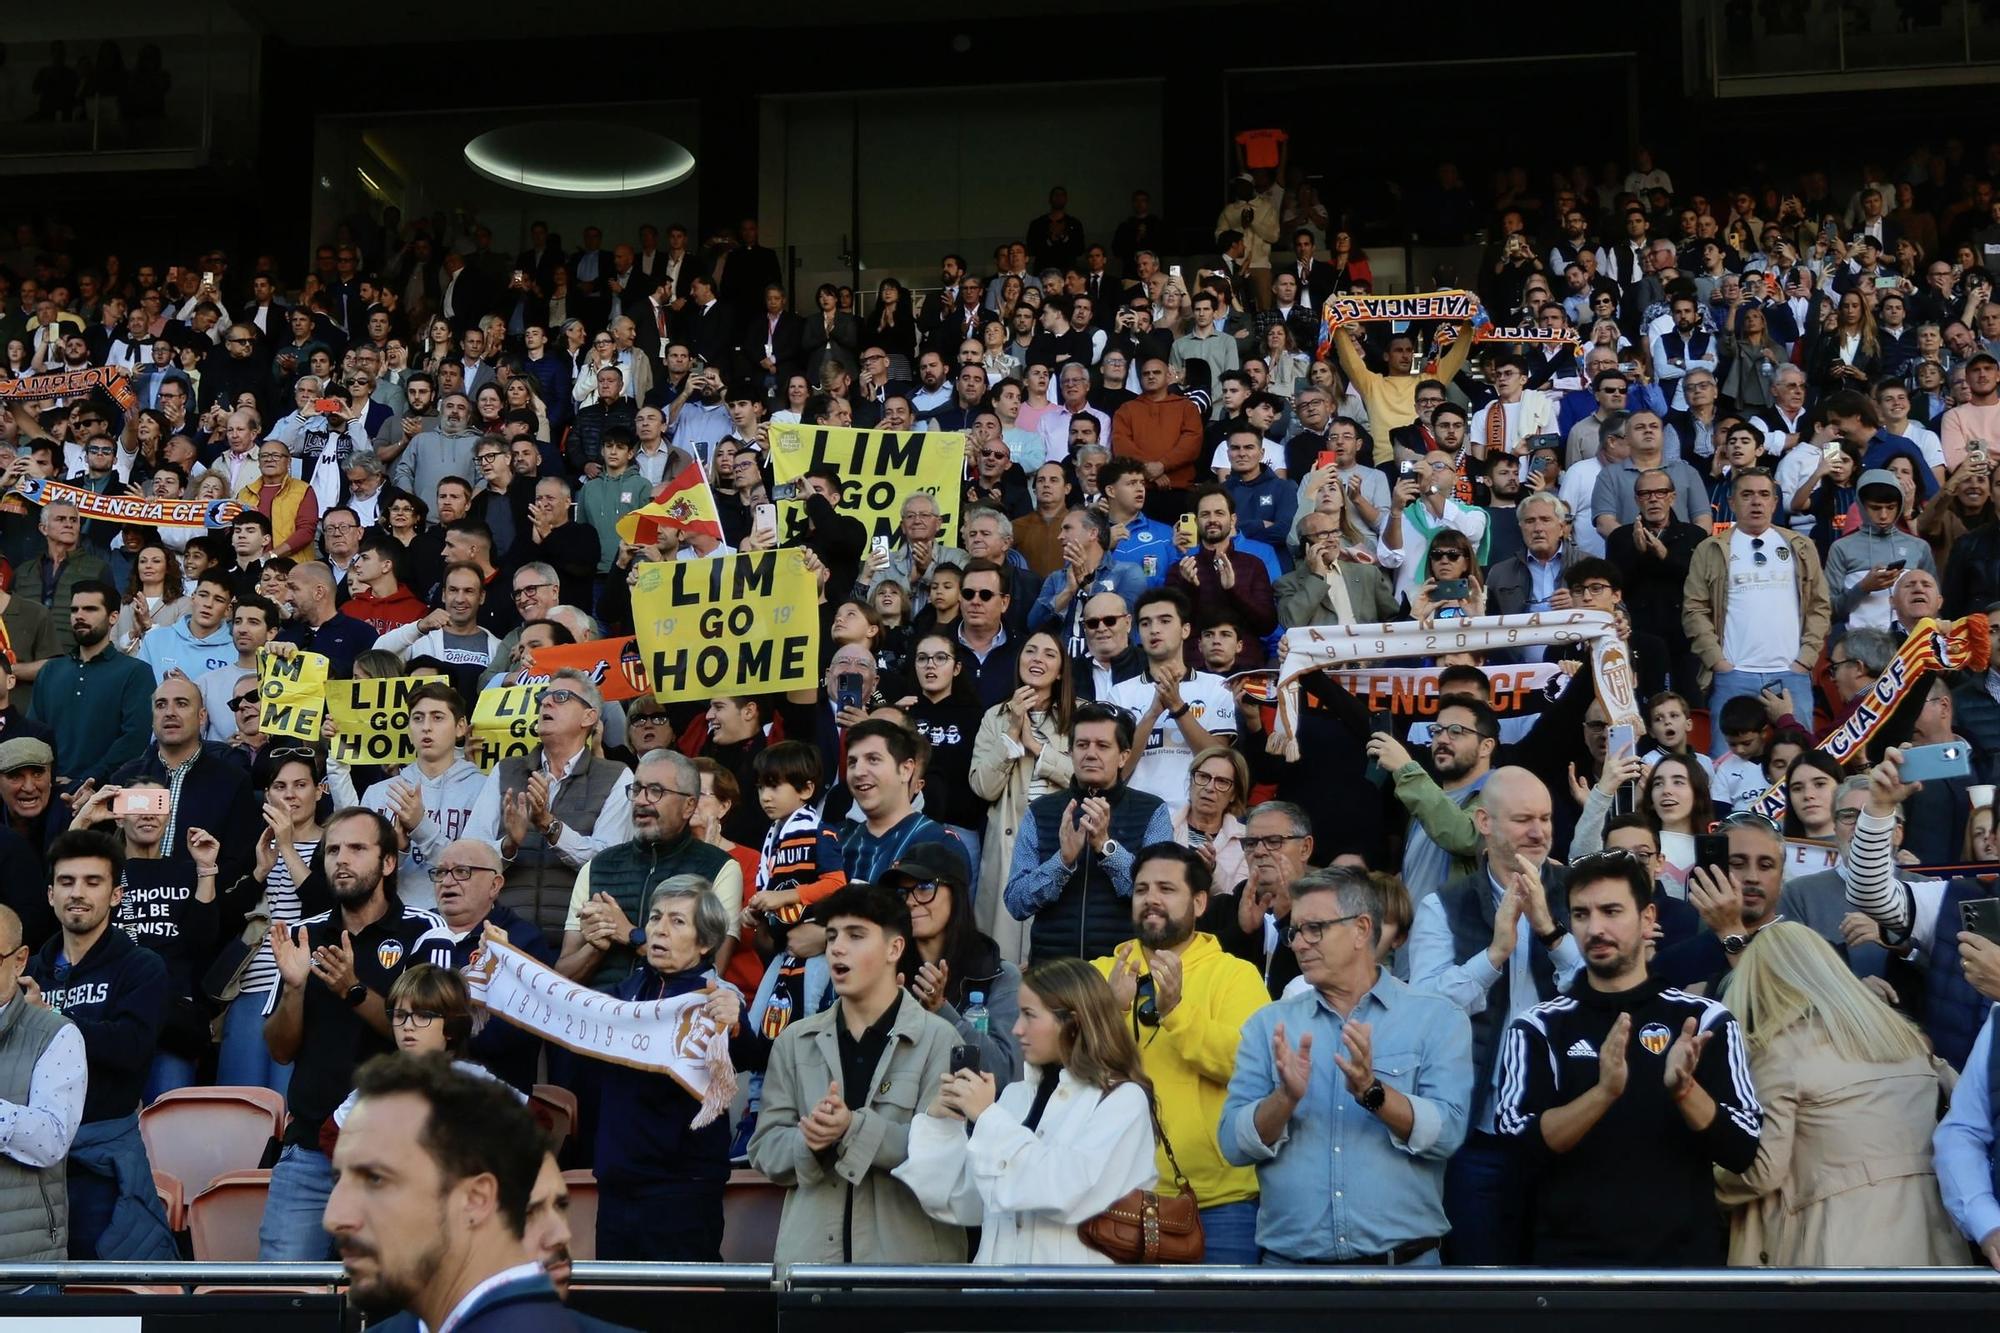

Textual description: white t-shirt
[1712,752,1768,809]
[1107,670,1237,816]
[1560,457,1605,557]
[1773,442,1822,537]
[1720,527,1802,672]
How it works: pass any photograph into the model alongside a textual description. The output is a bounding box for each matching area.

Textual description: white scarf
[468,938,738,1127]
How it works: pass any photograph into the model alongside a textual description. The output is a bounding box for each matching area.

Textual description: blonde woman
[1713,922,1964,1267]
[896,957,1158,1264]
[1177,745,1249,893]
[968,631,1074,966]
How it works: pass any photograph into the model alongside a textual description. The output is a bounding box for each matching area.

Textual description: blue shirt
[1934,1007,2000,1245]
[837,810,967,886]
[1108,514,1177,587]
[1222,970,1472,1261]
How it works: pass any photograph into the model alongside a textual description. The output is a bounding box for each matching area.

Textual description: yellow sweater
[1092,931,1269,1208]
[1334,323,1475,455]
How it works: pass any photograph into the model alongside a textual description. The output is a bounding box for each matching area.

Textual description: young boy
[1709,693,1771,811]
[1199,614,1247,674]
[730,908,836,1161]
[1639,690,1717,778]
[748,740,848,916]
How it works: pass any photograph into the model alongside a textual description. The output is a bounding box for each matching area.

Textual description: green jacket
[28,645,153,785]
[576,469,656,572]
[1391,761,1484,883]
[16,549,110,656]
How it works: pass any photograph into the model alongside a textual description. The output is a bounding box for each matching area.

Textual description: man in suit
[1078,246,1124,329]
[516,221,564,292]
[674,273,734,370]
[568,226,617,299]
[1274,508,1399,628]
[437,252,493,337]
[1280,230,1338,310]
[740,284,806,389]
[932,275,996,352]
[1486,489,1583,616]
[715,218,782,313]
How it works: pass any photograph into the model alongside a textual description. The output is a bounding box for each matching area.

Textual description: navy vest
[1437,858,1569,1117]
[1024,783,1162,963]
[1923,878,1994,1071]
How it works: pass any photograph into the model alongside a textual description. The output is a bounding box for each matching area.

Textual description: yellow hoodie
[1092,931,1269,1209]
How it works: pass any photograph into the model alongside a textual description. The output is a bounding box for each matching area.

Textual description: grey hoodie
[1824,522,1935,623]
[328,755,488,910]
[390,421,478,509]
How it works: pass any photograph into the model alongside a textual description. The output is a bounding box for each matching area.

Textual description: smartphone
[201,271,215,288]
[1315,449,1339,472]
[512,269,526,284]
[1432,578,1470,601]
[1607,723,1635,758]
[312,398,343,415]
[1694,833,1731,881]
[752,502,777,536]
[1875,274,1900,290]
[1369,710,1394,735]
[835,671,865,712]
[1899,741,1974,783]
[1175,513,1198,546]
[1399,460,1418,476]
[949,1044,983,1076]
[1882,559,1907,573]
[1960,898,2000,945]
[1532,456,1557,478]
[870,534,891,558]
[112,789,170,817]
[1169,264,1182,280]
[1822,443,1845,460]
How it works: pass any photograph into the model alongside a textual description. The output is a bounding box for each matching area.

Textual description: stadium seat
[721,1169,785,1264]
[140,1087,284,1195]
[1688,708,1712,756]
[66,1284,185,1295]
[532,1083,579,1148]
[153,1168,185,1232]
[192,1286,338,1296]
[562,1170,597,1261]
[187,1169,273,1262]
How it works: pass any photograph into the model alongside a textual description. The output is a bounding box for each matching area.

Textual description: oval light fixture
[463,121,695,199]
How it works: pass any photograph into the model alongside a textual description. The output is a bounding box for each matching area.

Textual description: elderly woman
[1715,922,1963,1267]
[1176,745,1248,893]
[586,876,748,1262]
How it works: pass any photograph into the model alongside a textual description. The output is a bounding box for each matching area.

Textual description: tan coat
[1681,525,1831,693]
[966,703,1072,967]
[746,994,968,1265]
[1714,1018,1966,1267]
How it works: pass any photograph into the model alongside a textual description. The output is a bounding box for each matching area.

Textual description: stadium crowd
[5,137,2000,1302]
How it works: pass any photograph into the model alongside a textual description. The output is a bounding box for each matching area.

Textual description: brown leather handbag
[1078,1095,1205,1264]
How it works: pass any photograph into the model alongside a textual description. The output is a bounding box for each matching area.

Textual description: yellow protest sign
[257,649,329,740]
[766,424,965,547]
[327,674,444,768]
[630,551,819,703]
[470,684,544,771]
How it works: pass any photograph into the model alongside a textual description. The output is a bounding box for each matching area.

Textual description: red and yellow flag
[615,463,723,547]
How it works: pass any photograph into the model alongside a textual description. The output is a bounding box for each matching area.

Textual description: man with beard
[257,807,445,1260]
[1367,696,1498,900]
[556,750,738,992]
[326,1057,575,1331]
[409,838,552,1093]
[25,829,176,1259]
[1004,702,1174,962]
[1091,843,1268,1262]
[334,684,489,907]
[30,581,153,790]
[1406,767,1576,1264]
[1497,849,1761,1265]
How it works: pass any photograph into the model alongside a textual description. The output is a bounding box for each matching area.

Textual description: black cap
[882,841,970,896]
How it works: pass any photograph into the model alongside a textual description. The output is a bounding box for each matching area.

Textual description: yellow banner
[257,649,329,740]
[630,551,820,703]
[470,684,544,771]
[327,674,444,768]
[766,424,965,547]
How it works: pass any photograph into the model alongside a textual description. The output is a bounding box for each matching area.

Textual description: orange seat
[140,1087,283,1195]
[531,1084,579,1149]
[1688,708,1712,756]
[561,1170,597,1261]
[188,1169,272,1262]
[66,1284,185,1295]
[721,1174,786,1264]
[153,1168,185,1232]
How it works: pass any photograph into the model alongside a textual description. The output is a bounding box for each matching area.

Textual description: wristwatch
[543,819,565,845]
[1721,933,1749,956]
[342,984,368,1008]
[1536,924,1567,948]
[1099,839,1121,860]
[1358,1079,1388,1112]
[628,926,647,950]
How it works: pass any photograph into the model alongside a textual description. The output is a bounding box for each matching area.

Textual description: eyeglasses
[389,1008,443,1028]
[977,449,1008,460]
[914,652,956,666]
[632,781,697,802]
[226,336,253,346]
[897,880,942,905]
[1633,488,1674,498]
[229,692,260,710]
[1828,655,1858,671]
[1283,914,1361,944]
[1575,581,1614,597]
[543,688,592,708]
[1082,614,1128,630]
[1430,550,1467,563]
[1242,833,1305,852]
[514,583,555,602]
[428,864,499,883]
[1190,771,1236,791]
[1720,811,1782,834]
[1432,723,1492,741]
[962,588,1001,601]
[1300,528,1339,542]
[85,446,115,455]
[267,745,318,763]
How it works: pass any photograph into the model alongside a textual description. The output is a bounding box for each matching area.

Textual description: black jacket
[1943,521,2000,618]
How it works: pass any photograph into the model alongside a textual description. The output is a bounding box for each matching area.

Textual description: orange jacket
[1110,394,1204,488]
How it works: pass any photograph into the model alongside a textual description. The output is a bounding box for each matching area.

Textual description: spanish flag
[615,462,724,546]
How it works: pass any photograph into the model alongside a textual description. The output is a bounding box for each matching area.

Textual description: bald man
[409,838,553,1092]
[277,560,378,677]
[1407,766,1576,1265]
[103,673,257,882]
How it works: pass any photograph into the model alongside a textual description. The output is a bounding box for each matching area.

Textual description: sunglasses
[1082,614,1127,629]
[962,588,1001,601]
[229,692,259,710]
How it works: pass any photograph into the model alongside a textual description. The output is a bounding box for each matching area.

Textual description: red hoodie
[340,582,428,635]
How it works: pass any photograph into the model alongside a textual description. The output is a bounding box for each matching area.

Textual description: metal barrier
[2,1261,1997,1331]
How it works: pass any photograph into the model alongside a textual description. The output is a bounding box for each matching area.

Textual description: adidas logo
[1566,1039,1597,1058]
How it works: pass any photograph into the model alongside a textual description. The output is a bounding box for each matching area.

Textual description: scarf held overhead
[1272,609,1642,759]
[14,477,243,529]
[1743,614,1989,823]
[0,365,137,411]
[1315,289,1476,360]
[468,937,738,1127]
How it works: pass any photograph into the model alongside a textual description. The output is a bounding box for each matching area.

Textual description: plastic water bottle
[965,993,989,1037]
